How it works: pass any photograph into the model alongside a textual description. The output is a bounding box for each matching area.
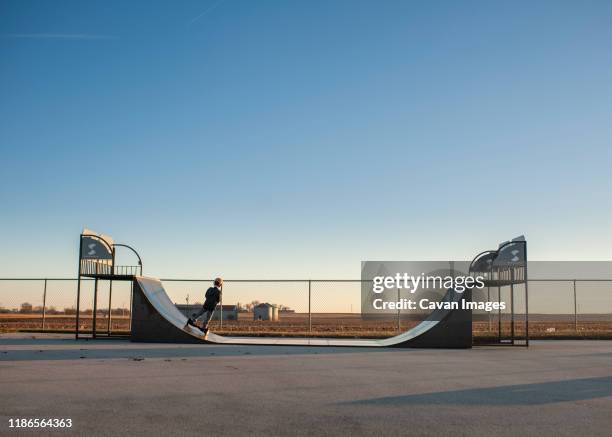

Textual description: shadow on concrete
[0,342,408,361]
[0,337,92,345]
[342,376,612,406]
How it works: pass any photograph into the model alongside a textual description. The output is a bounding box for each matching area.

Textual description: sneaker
[185,318,195,327]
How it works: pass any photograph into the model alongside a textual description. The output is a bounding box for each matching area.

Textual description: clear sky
[1,0,612,280]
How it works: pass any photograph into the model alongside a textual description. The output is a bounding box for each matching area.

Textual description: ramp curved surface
[131,276,472,348]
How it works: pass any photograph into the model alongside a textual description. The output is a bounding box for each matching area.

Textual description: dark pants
[192,306,215,329]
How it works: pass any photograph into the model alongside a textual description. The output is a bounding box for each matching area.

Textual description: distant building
[253,303,279,321]
[175,304,238,321]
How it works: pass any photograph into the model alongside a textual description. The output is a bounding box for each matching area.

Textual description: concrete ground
[1,334,611,436]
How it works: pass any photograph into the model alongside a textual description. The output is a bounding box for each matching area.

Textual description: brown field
[0,313,131,334]
[2,312,612,339]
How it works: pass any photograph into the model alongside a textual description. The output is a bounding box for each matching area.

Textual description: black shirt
[203,286,221,310]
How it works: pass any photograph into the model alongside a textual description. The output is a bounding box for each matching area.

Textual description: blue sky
[1,0,612,279]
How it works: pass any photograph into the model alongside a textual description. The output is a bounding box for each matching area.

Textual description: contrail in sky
[189,0,227,26]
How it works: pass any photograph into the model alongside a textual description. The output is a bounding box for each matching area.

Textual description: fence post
[107,280,113,335]
[308,280,312,333]
[219,282,224,330]
[41,279,47,331]
[497,280,501,342]
[510,268,515,345]
[92,278,98,339]
[129,281,133,332]
[573,280,578,333]
[487,286,491,332]
[525,278,529,348]
[397,287,401,333]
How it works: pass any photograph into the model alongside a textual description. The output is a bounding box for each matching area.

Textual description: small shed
[253,303,279,321]
[213,305,239,321]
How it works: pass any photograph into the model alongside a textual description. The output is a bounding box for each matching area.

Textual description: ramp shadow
[0,343,407,361]
[342,376,612,406]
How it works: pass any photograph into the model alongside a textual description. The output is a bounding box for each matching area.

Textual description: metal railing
[79,261,142,277]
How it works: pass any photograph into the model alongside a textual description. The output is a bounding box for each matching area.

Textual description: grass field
[2,312,612,339]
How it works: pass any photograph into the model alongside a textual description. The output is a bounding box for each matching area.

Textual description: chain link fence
[1,278,611,339]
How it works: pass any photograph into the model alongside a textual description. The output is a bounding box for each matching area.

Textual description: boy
[186,277,223,334]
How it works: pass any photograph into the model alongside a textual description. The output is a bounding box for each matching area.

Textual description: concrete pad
[1,334,612,436]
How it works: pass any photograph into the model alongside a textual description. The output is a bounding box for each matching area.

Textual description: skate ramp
[131,276,472,348]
